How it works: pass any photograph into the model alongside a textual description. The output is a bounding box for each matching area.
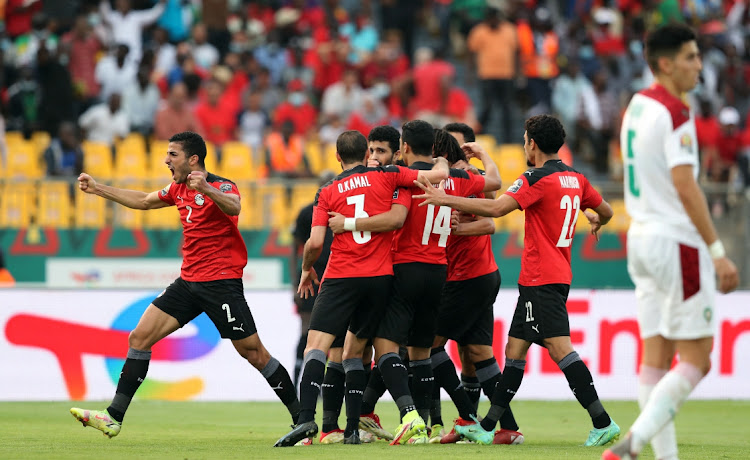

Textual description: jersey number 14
[422,204,452,247]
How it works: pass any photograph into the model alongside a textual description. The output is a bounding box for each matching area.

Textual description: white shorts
[627,233,716,340]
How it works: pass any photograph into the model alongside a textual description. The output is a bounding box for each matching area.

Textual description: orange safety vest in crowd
[517,21,559,79]
[266,132,305,173]
[0,268,15,286]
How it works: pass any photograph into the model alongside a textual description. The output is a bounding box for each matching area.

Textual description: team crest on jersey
[220,183,232,193]
[194,193,205,206]
[160,183,171,197]
[507,179,523,194]
[680,133,693,153]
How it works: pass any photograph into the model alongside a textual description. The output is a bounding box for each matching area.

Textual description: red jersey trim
[638,84,690,130]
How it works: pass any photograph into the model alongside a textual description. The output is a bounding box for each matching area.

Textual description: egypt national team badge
[220,183,232,193]
[507,179,523,193]
[194,193,205,206]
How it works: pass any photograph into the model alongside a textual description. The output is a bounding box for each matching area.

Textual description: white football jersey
[620,84,701,245]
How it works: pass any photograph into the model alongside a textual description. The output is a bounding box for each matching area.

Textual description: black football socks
[298,349,326,424]
[107,347,151,423]
[431,347,476,421]
[361,364,387,415]
[321,361,345,433]
[343,358,366,437]
[378,352,417,419]
[261,356,300,424]
[480,358,526,432]
[461,374,481,411]
[475,357,520,431]
[409,358,434,423]
[559,351,611,429]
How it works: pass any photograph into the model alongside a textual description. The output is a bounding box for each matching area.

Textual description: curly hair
[525,115,565,155]
[368,125,400,155]
[433,128,467,165]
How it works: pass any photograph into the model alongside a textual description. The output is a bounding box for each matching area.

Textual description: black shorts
[436,270,500,346]
[309,275,392,341]
[376,263,447,349]
[508,283,570,344]
[152,277,257,340]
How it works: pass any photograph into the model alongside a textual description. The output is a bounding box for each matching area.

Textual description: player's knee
[128,329,151,350]
[244,348,270,369]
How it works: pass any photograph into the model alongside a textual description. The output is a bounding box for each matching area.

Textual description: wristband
[344,218,357,231]
[708,240,726,259]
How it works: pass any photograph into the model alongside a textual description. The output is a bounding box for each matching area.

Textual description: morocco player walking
[414,115,620,446]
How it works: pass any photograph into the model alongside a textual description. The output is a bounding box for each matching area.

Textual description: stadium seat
[148,140,170,179]
[605,199,630,233]
[111,181,149,229]
[204,142,218,174]
[31,131,51,156]
[475,134,497,152]
[114,135,148,180]
[37,181,72,228]
[236,184,260,230]
[145,205,180,230]
[82,141,114,179]
[290,182,320,214]
[305,140,324,175]
[323,143,340,173]
[75,191,108,228]
[256,182,291,230]
[497,144,527,186]
[4,138,43,179]
[218,142,256,183]
[0,181,36,228]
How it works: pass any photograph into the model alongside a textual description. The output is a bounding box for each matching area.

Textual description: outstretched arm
[412,178,520,218]
[78,173,168,210]
[462,142,501,192]
[328,204,408,234]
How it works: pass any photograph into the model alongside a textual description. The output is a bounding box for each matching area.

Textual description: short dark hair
[645,24,697,73]
[336,130,368,164]
[525,115,565,154]
[433,128,466,165]
[169,131,207,167]
[443,122,476,143]
[402,119,434,156]
[368,125,400,154]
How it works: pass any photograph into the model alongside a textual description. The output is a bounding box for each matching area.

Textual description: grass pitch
[1,400,747,460]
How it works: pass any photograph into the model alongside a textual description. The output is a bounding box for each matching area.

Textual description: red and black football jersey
[504,160,603,286]
[392,162,485,265]
[446,191,498,281]
[158,173,247,282]
[311,165,419,279]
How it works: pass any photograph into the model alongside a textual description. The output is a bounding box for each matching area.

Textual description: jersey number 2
[347,194,372,244]
[422,204,452,247]
[556,195,580,248]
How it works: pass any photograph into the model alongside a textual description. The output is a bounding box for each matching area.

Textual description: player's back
[507,160,602,286]
[313,165,415,279]
[621,84,701,244]
[393,163,485,265]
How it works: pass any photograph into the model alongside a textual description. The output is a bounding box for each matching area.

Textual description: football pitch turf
[1,400,747,460]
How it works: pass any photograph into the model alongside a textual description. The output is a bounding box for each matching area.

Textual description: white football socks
[638,365,678,460]
[630,362,703,455]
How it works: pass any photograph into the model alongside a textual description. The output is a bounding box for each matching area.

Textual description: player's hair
[645,24,697,74]
[433,129,467,165]
[336,130,369,164]
[525,115,565,154]
[443,122,476,143]
[368,125,400,155]
[169,131,207,167]
[402,119,434,156]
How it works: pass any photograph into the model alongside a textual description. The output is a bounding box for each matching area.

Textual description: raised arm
[328,203,408,234]
[99,0,114,24]
[462,142,501,192]
[672,164,738,293]
[416,157,450,184]
[187,171,241,216]
[78,173,168,209]
[135,0,166,26]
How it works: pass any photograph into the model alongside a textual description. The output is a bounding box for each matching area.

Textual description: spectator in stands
[253,67,284,115]
[151,27,177,78]
[237,90,270,155]
[578,69,617,174]
[200,0,231,58]
[78,92,129,146]
[274,79,318,136]
[154,82,201,140]
[254,29,288,86]
[157,0,193,43]
[123,65,159,137]
[12,12,58,67]
[7,65,40,134]
[340,13,379,64]
[552,60,594,151]
[703,106,748,217]
[518,7,559,113]
[265,120,312,179]
[468,7,518,143]
[96,43,136,103]
[319,114,346,148]
[61,15,102,113]
[281,44,314,90]
[321,68,364,124]
[192,23,220,71]
[5,0,42,40]
[98,0,166,63]
[36,46,75,136]
[43,121,84,177]
[410,47,455,121]
[346,93,388,137]
[194,77,236,148]
[695,98,721,158]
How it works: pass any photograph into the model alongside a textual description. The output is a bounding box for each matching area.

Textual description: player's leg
[320,342,345,443]
[429,336,448,440]
[342,331,369,443]
[294,310,312,388]
[458,347,482,410]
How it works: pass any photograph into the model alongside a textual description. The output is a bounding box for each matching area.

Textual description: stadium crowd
[1,0,750,202]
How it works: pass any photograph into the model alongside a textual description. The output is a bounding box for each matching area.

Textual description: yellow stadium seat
[497,144,527,186]
[4,131,24,144]
[256,182,291,230]
[475,134,497,152]
[148,140,170,179]
[145,205,180,230]
[0,181,36,227]
[75,191,107,228]
[323,143,340,173]
[237,184,260,230]
[114,135,148,180]
[37,181,72,228]
[218,142,256,182]
[5,138,43,179]
[32,131,51,156]
[204,142,218,174]
[290,182,320,214]
[605,199,630,233]
[82,141,113,179]
[306,141,324,175]
[111,181,149,229]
